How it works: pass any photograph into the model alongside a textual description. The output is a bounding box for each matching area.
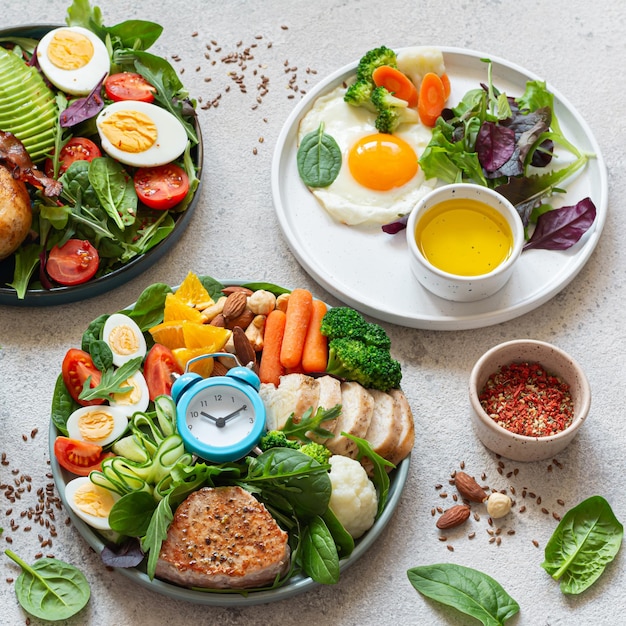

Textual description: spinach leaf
[50,374,77,435]
[407,563,520,626]
[127,282,173,330]
[5,550,90,621]
[81,313,108,353]
[541,495,623,594]
[106,20,163,51]
[322,507,354,558]
[88,157,138,230]
[300,516,340,584]
[89,339,113,372]
[241,281,290,297]
[297,122,342,187]
[198,275,226,301]
[109,491,158,537]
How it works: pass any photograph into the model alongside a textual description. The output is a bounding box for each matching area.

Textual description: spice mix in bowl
[468,339,591,462]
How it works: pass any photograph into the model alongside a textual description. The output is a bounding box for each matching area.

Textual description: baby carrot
[418,72,446,127]
[302,299,328,373]
[372,65,418,107]
[440,72,451,100]
[259,309,287,386]
[280,288,313,369]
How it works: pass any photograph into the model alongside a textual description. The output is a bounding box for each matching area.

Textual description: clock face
[184,385,257,449]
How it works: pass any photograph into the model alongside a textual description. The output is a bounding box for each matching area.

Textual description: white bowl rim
[407,183,525,281]
[469,339,591,443]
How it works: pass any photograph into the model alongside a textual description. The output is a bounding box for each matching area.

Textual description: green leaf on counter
[541,495,623,594]
[407,563,520,626]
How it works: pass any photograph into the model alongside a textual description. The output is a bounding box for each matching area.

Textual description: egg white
[108,370,150,416]
[96,100,188,168]
[36,26,110,96]
[298,85,436,226]
[65,476,120,531]
[66,405,129,448]
[102,313,147,367]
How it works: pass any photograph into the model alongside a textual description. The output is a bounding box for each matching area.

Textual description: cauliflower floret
[328,455,378,539]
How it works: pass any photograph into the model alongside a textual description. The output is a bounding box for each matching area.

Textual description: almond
[222,291,248,322]
[454,471,488,503]
[436,505,471,530]
[232,325,257,370]
[209,313,226,327]
[226,309,255,330]
[222,285,254,297]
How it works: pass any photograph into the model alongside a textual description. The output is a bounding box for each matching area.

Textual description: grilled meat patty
[156,486,291,589]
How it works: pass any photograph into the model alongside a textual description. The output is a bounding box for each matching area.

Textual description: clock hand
[200,411,219,423]
[221,404,248,423]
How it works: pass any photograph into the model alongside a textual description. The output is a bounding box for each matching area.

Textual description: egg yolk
[112,378,141,406]
[47,30,94,70]
[74,484,115,518]
[108,324,141,356]
[99,110,157,153]
[78,409,115,442]
[348,133,418,191]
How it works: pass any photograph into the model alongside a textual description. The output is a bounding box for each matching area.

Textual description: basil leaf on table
[407,563,520,626]
[297,123,342,187]
[5,550,90,621]
[541,495,623,595]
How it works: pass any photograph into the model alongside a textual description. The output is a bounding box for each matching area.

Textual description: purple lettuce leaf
[382,214,409,234]
[101,538,144,568]
[476,121,516,172]
[60,74,107,127]
[523,197,596,251]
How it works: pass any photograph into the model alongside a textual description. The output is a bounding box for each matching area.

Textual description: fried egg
[298,85,436,226]
[108,370,150,416]
[36,26,110,96]
[102,313,147,367]
[66,405,128,448]
[65,476,120,531]
[96,101,188,168]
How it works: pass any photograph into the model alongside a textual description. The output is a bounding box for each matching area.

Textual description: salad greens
[5,550,90,621]
[407,563,520,626]
[1,0,200,298]
[541,495,623,594]
[297,122,342,188]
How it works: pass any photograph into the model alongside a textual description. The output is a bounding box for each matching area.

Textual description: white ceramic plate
[271,48,608,330]
[49,279,410,606]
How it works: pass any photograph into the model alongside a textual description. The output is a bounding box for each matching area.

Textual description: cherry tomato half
[44,137,102,178]
[144,344,183,401]
[134,164,190,211]
[47,239,99,286]
[54,437,115,476]
[105,72,156,103]
[62,348,104,406]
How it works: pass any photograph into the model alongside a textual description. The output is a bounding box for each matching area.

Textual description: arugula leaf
[541,495,623,594]
[142,494,173,580]
[78,357,142,402]
[407,563,520,626]
[297,122,342,187]
[7,244,41,299]
[281,405,341,442]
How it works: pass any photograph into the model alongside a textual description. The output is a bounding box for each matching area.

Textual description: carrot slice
[372,65,418,108]
[259,309,287,386]
[440,73,451,100]
[418,72,446,127]
[280,288,313,369]
[302,299,328,373]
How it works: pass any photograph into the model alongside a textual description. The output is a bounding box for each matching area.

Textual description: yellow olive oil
[415,197,514,276]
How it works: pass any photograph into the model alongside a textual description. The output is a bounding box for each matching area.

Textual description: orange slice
[182,321,231,351]
[148,321,186,350]
[172,347,215,378]
[163,293,206,323]
[175,271,213,307]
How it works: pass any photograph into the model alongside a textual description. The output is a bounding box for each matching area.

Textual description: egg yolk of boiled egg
[348,133,418,191]
[66,405,128,448]
[65,477,120,531]
[99,110,157,153]
[47,30,93,70]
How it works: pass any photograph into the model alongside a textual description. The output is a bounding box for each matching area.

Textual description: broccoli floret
[320,307,391,350]
[299,441,332,465]
[343,79,376,112]
[356,46,397,82]
[371,86,420,134]
[258,430,300,452]
[326,338,402,391]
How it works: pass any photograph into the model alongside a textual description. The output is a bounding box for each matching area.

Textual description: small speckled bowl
[469,340,591,462]
[406,183,524,302]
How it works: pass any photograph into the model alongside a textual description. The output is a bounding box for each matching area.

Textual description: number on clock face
[185,386,256,449]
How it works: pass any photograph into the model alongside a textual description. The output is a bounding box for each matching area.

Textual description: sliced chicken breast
[259,373,320,431]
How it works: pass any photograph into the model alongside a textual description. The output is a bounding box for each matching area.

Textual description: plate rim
[271,46,608,330]
[0,24,203,308]
[48,278,411,606]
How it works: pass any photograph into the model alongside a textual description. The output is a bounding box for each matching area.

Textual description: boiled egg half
[96,100,188,167]
[108,370,150,416]
[102,313,147,367]
[36,26,110,96]
[65,476,120,531]
[66,405,128,448]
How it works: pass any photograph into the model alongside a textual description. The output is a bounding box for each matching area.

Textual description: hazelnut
[247,290,276,315]
[486,492,512,519]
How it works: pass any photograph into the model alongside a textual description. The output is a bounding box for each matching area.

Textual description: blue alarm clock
[171,353,266,462]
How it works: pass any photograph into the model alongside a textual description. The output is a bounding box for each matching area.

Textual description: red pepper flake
[479,362,574,437]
